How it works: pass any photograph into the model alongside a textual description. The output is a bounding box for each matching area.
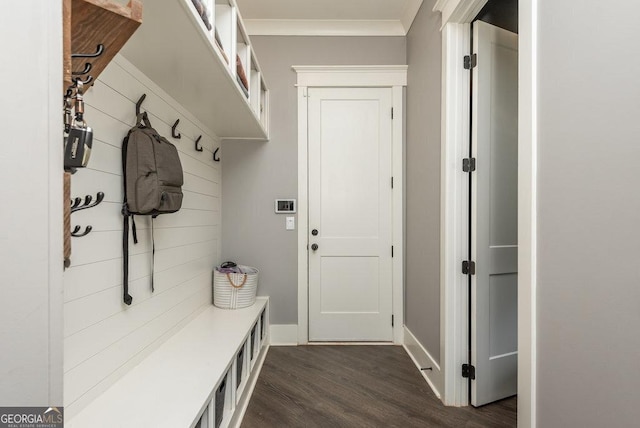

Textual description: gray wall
[405,1,442,363]
[222,36,406,324]
[537,1,640,426]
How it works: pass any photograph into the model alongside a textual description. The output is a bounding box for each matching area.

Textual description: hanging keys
[64,89,73,134]
[64,81,93,171]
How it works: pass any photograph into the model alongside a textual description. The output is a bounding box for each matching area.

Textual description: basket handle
[226,273,247,288]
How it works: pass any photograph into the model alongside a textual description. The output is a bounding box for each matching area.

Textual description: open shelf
[236,19,250,99]
[215,0,235,73]
[249,52,260,114]
[120,0,269,140]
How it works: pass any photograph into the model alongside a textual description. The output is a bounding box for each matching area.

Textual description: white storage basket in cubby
[213,266,258,309]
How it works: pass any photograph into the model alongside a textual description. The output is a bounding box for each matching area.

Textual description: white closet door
[307,87,393,342]
[471,21,519,406]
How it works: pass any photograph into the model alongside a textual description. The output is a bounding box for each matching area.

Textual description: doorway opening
[437,0,535,421]
[434,0,538,427]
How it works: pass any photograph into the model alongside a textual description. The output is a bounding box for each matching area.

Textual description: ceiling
[235,0,424,36]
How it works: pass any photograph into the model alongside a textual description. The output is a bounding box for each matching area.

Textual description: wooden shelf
[64,0,142,90]
[119,0,269,140]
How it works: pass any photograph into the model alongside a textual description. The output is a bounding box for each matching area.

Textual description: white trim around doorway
[517,1,538,426]
[434,0,537,425]
[293,65,408,346]
[439,20,472,407]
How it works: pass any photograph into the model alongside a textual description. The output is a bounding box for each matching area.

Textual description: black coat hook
[72,62,92,76]
[73,75,93,86]
[213,147,220,162]
[70,192,104,214]
[195,135,203,152]
[71,197,82,209]
[72,44,104,59]
[71,225,93,237]
[171,119,181,139]
[136,94,146,116]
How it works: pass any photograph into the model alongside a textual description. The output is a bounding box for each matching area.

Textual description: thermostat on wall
[275,199,296,214]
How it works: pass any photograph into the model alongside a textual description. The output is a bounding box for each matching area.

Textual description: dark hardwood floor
[242,346,516,428]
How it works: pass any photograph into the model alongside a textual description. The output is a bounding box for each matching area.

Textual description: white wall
[63,56,221,417]
[0,1,63,406]
[536,1,640,426]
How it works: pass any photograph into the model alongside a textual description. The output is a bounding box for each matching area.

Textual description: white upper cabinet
[120,0,269,140]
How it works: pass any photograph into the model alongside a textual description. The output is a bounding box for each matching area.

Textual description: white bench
[67,297,269,428]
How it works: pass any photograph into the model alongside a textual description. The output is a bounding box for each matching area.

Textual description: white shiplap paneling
[63,56,222,418]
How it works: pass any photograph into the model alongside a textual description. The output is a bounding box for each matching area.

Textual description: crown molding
[241,0,424,36]
[433,0,451,12]
[401,0,424,33]
[243,19,407,36]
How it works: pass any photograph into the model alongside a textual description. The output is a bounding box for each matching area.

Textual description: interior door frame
[433,0,537,426]
[293,65,408,345]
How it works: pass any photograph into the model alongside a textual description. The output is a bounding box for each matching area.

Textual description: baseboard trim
[269,324,299,346]
[307,342,393,346]
[230,344,269,428]
[403,326,444,398]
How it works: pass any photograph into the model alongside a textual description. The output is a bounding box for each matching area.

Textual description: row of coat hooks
[136,94,220,162]
[70,191,104,238]
[70,44,105,89]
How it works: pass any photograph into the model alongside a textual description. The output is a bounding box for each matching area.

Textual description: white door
[308,87,393,342]
[471,21,519,406]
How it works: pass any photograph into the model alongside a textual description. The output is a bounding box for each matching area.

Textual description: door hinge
[462,157,476,172]
[464,54,477,70]
[462,363,476,379]
[391,176,394,188]
[391,246,394,257]
[391,107,394,119]
[462,260,476,275]
[392,315,394,327]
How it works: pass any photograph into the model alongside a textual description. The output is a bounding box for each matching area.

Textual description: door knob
[312,229,319,236]
[311,243,318,251]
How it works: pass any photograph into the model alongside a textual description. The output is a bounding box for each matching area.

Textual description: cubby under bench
[67,298,270,428]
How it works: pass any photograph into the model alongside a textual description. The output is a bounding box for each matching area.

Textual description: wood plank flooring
[242,346,516,428]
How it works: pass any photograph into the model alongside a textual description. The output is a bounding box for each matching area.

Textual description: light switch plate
[286,216,295,230]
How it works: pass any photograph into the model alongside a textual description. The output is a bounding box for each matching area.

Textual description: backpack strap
[122,131,134,306]
[151,216,155,293]
[122,209,133,306]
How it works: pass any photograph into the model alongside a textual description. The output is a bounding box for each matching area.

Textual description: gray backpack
[121,112,184,305]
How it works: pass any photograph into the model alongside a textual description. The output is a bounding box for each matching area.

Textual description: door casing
[293,65,407,345]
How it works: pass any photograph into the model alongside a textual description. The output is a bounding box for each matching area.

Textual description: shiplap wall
[63,56,221,417]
